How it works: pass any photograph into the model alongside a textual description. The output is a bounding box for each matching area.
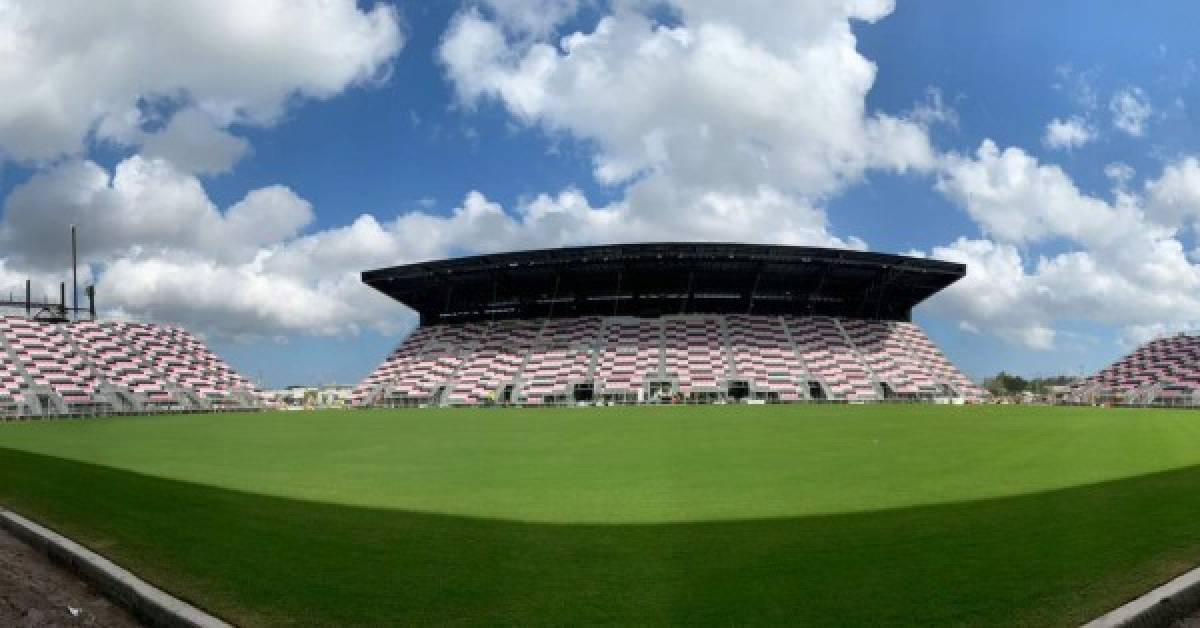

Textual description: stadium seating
[892,322,984,398]
[663,317,725,394]
[353,315,984,407]
[0,316,260,418]
[517,317,601,403]
[787,316,877,401]
[1074,333,1200,403]
[726,314,806,400]
[595,319,664,399]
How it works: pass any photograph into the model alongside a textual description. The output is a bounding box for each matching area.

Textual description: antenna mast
[71,224,78,321]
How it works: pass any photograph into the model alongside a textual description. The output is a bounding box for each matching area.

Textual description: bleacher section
[518,317,601,404]
[1074,334,1200,404]
[0,316,259,418]
[353,315,984,407]
[726,314,805,401]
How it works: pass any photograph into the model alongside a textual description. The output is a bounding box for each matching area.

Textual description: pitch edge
[1083,564,1200,627]
[0,509,230,628]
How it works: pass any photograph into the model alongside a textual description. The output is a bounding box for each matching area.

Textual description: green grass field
[2,405,1200,625]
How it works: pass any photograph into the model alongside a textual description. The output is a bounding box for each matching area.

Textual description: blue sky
[3,1,1200,387]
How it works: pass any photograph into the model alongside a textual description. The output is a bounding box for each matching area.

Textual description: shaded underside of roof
[362,242,966,325]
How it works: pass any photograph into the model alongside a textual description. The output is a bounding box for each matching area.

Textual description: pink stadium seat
[0,316,258,417]
[353,315,983,406]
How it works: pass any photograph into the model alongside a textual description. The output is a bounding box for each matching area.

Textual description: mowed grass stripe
[1,405,1200,522]
[2,405,1200,625]
[2,445,1200,625]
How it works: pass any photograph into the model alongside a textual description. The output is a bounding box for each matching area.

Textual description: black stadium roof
[362,242,965,325]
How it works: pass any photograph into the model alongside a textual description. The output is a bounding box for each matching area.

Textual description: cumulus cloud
[0,0,403,163]
[923,238,1056,349]
[0,0,409,337]
[97,254,399,339]
[1042,116,1095,150]
[0,151,876,339]
[925,141,1200,349]
[1144,156,1200,229]
[139,109,251,175]
[1,157,316,270]
[1110,87,1152,137]
[479,0,588,36]
[0,156,346,334]
[0,0,953,341]
[438,0,937,249]
[936,140,1141,246]
[5,0,1192,361]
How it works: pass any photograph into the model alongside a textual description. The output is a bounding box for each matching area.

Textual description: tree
[984,372,1028,395]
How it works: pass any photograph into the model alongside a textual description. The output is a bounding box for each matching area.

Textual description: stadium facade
[352,243,986,406]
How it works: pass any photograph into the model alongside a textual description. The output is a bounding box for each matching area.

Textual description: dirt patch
[1177,613,1200,627]
[0,524,139,627]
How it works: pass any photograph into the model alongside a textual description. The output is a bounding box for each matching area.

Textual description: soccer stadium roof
[362,242,965,324]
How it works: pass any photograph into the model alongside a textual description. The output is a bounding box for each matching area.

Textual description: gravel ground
[0,525,139,627]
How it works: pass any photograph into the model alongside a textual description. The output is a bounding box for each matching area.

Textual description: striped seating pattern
[893,322,986,399]
[788,316,877,401]
[595,319,663,395]
[0,316,258,415]
[71,321,170,401]
[354,315,981,406]
[663,317,725,393]
[1,317,100,404]
[1077,334,1200,401]
[726,314,805,400]
[517,317,601,403]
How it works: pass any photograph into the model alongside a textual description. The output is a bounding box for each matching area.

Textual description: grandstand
[1072,332,1200,405]
[0,317,260,418]
[352,243,985,407]
[0,226,257,418]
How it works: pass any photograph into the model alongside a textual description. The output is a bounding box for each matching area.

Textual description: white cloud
[1144,156,1200,229]
[936,140,1141,246]
[0,148,876,339]
[1,156,315,270]
[1119,322,1200,348]
[140,108,250,175]
[3,0,916,340]
[1110,86,1152,137]
[0,155,392,337]
[480,0,586,36]
[0,0,408,337]
[8,0,1193,363]
[927,141,1200,349]
[1104,162,1135,187]
[97,253,402,339]
[0,0,402,163]
[923,238,1056,349]
[1042,116,1094,150]
[438,0,938,249]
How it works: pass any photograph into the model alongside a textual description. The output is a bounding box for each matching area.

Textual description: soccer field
[2,405,1200,625]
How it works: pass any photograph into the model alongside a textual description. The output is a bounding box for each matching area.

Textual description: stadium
[5,241,1200,626]
[7,2,1200,625]
[351,242,985,408]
